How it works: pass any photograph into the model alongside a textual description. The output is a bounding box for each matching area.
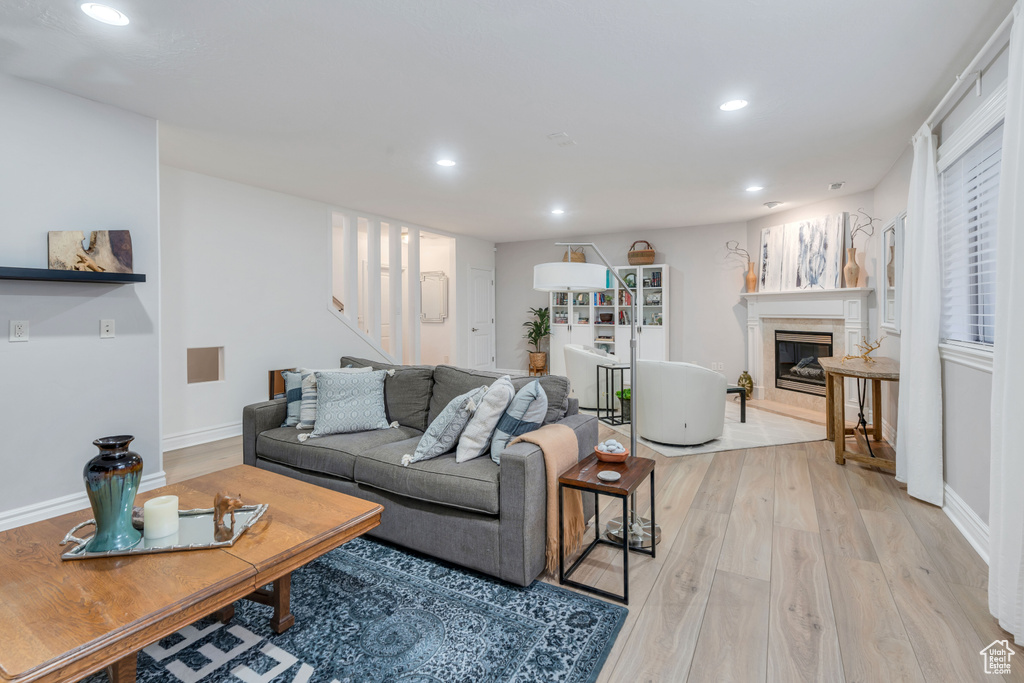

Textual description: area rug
[91,538,626,683]
[588,400,825,457]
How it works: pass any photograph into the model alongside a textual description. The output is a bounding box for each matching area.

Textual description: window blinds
[940,122,1002,346]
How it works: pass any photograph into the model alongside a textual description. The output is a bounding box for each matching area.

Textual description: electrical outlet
[100,319,115,339]
[9,320,28,342]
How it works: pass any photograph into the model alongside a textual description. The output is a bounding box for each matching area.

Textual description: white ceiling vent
[547,132,576,147]
[764,201,783,209]
[828,181,846,191]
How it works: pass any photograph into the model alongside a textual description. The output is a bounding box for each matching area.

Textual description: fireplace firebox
[775,330,833,396]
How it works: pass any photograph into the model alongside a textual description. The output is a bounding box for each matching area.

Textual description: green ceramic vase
[83,435,143,553]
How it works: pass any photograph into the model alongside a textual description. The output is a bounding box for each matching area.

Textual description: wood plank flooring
[164,429,1015,683]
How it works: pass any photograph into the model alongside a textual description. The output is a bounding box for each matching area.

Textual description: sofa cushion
[341,357,434,432]
[429,365,570,426]
[354,437,500,515]
[256,425,423,481]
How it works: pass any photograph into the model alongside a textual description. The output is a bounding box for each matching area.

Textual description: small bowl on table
[595,446,630,463]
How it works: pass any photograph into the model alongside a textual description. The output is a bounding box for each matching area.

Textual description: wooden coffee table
[0,465,382,683]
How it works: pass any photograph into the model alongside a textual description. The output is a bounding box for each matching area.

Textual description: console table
[819,356,900,472]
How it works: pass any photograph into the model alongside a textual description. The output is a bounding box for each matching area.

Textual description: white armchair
[636,360,726,445]
[563,344,622,410]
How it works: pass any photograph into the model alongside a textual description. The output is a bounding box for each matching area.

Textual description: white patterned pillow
[402,386,487,466]
[296,366,372,430]
[455,376,516,463]
[308,370,393,438]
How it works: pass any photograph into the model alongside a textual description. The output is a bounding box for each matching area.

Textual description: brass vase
[737,371,754,399]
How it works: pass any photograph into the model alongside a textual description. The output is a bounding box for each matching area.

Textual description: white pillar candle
[143,495,179,539]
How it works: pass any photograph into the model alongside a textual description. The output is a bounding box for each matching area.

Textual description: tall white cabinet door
[549,325,571,376]
[639,326,667,361]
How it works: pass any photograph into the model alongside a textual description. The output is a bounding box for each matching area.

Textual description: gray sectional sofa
[242,358,598,586]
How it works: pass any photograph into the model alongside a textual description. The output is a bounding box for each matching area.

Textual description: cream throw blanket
[510,424,585,573]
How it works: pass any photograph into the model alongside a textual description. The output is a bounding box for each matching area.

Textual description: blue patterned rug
[95,538,626,682]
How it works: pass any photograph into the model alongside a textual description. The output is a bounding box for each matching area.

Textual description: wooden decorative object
[213,492,245,542]
[842,336,884,363]
[48,230,133,273]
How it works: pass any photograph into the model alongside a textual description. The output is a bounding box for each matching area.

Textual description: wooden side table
[818,356,900,472]
[558,453,655,604]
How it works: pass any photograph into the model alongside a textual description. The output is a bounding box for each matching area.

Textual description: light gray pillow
[491,379,548,464]
[456,375,516,463]
[309,369,392,438]
[296,366,373,430]
[403,386,487,466]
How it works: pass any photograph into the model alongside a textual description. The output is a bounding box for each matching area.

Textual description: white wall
[160,167,387,448]
[495,223,749,377]
[419,234,455,365]
[0,75,163,527]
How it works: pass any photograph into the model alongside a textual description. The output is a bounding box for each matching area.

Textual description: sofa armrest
[497,412,598,585]
[242,399,287,467]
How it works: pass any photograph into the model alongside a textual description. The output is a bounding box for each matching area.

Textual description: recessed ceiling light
[436,159,456,167]
[80,3,130,25]
[720,99,748,111]
[746,186,764,192]
[551,209,565,215]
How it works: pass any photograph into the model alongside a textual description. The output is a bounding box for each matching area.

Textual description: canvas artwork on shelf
[48,230,133,274]
[758,212,845,291]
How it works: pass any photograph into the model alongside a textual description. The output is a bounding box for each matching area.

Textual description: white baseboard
[0,471,167,533]
[163,422,242,452]
[943,483,990,565]
[882,417,896,445]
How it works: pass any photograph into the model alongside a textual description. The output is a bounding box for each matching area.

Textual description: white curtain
[896,124,944,506]
[990,0,1024,644]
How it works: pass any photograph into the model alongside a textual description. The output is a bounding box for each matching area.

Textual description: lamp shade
[533,262,608,292]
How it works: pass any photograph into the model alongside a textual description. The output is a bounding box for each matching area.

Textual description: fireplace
[775,330,833,396]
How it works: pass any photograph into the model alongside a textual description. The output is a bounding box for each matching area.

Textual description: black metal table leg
[621,495,629,605]
[558,483,565,583]
[649,469,656,560]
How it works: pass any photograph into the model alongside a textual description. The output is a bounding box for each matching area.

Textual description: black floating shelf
[0,267,146,284]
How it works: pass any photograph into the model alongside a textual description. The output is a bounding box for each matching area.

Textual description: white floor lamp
[534,242,660,548]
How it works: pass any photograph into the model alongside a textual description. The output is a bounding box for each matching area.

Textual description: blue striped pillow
[280,371,304,427]
[490,380,548,464]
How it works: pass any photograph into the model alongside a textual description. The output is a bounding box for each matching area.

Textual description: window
[940,122,1001,346]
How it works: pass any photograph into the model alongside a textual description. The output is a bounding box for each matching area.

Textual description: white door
[469,267,495,370]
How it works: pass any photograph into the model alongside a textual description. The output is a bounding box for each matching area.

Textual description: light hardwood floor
[165,429,1014,683]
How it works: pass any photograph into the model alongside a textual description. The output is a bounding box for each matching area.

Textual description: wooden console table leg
[212,603,235,623]
[825,371,834,441]
[872,379,883,441]
[832,374,846,465]
[106,652,137,683]
[245,575,295,633]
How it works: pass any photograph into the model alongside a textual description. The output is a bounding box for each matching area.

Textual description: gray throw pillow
[403,386,487,466]
[491,379,549,464]
[296,366,373,430]
[309,369,393,438]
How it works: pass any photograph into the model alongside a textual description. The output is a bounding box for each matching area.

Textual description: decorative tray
[59,504,269,561]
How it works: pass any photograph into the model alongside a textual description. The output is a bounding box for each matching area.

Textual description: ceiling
[0,0,1013,242]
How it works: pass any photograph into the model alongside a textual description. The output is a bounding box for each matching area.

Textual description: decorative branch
[850,208,880,247]
[724,240,751,264]
[842,336,885,363]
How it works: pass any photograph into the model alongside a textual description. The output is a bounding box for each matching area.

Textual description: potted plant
[522,307,551,374]
[616,388,631,421]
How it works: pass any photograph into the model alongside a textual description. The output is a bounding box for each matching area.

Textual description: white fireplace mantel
[741,288,873,403]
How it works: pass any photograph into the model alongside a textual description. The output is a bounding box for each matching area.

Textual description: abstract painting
[757,213,846,291]
[758,224,784,292]
[48,230,133,273]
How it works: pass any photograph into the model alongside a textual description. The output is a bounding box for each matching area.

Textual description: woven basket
[561,246,586,263]
[627,240,656,265]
